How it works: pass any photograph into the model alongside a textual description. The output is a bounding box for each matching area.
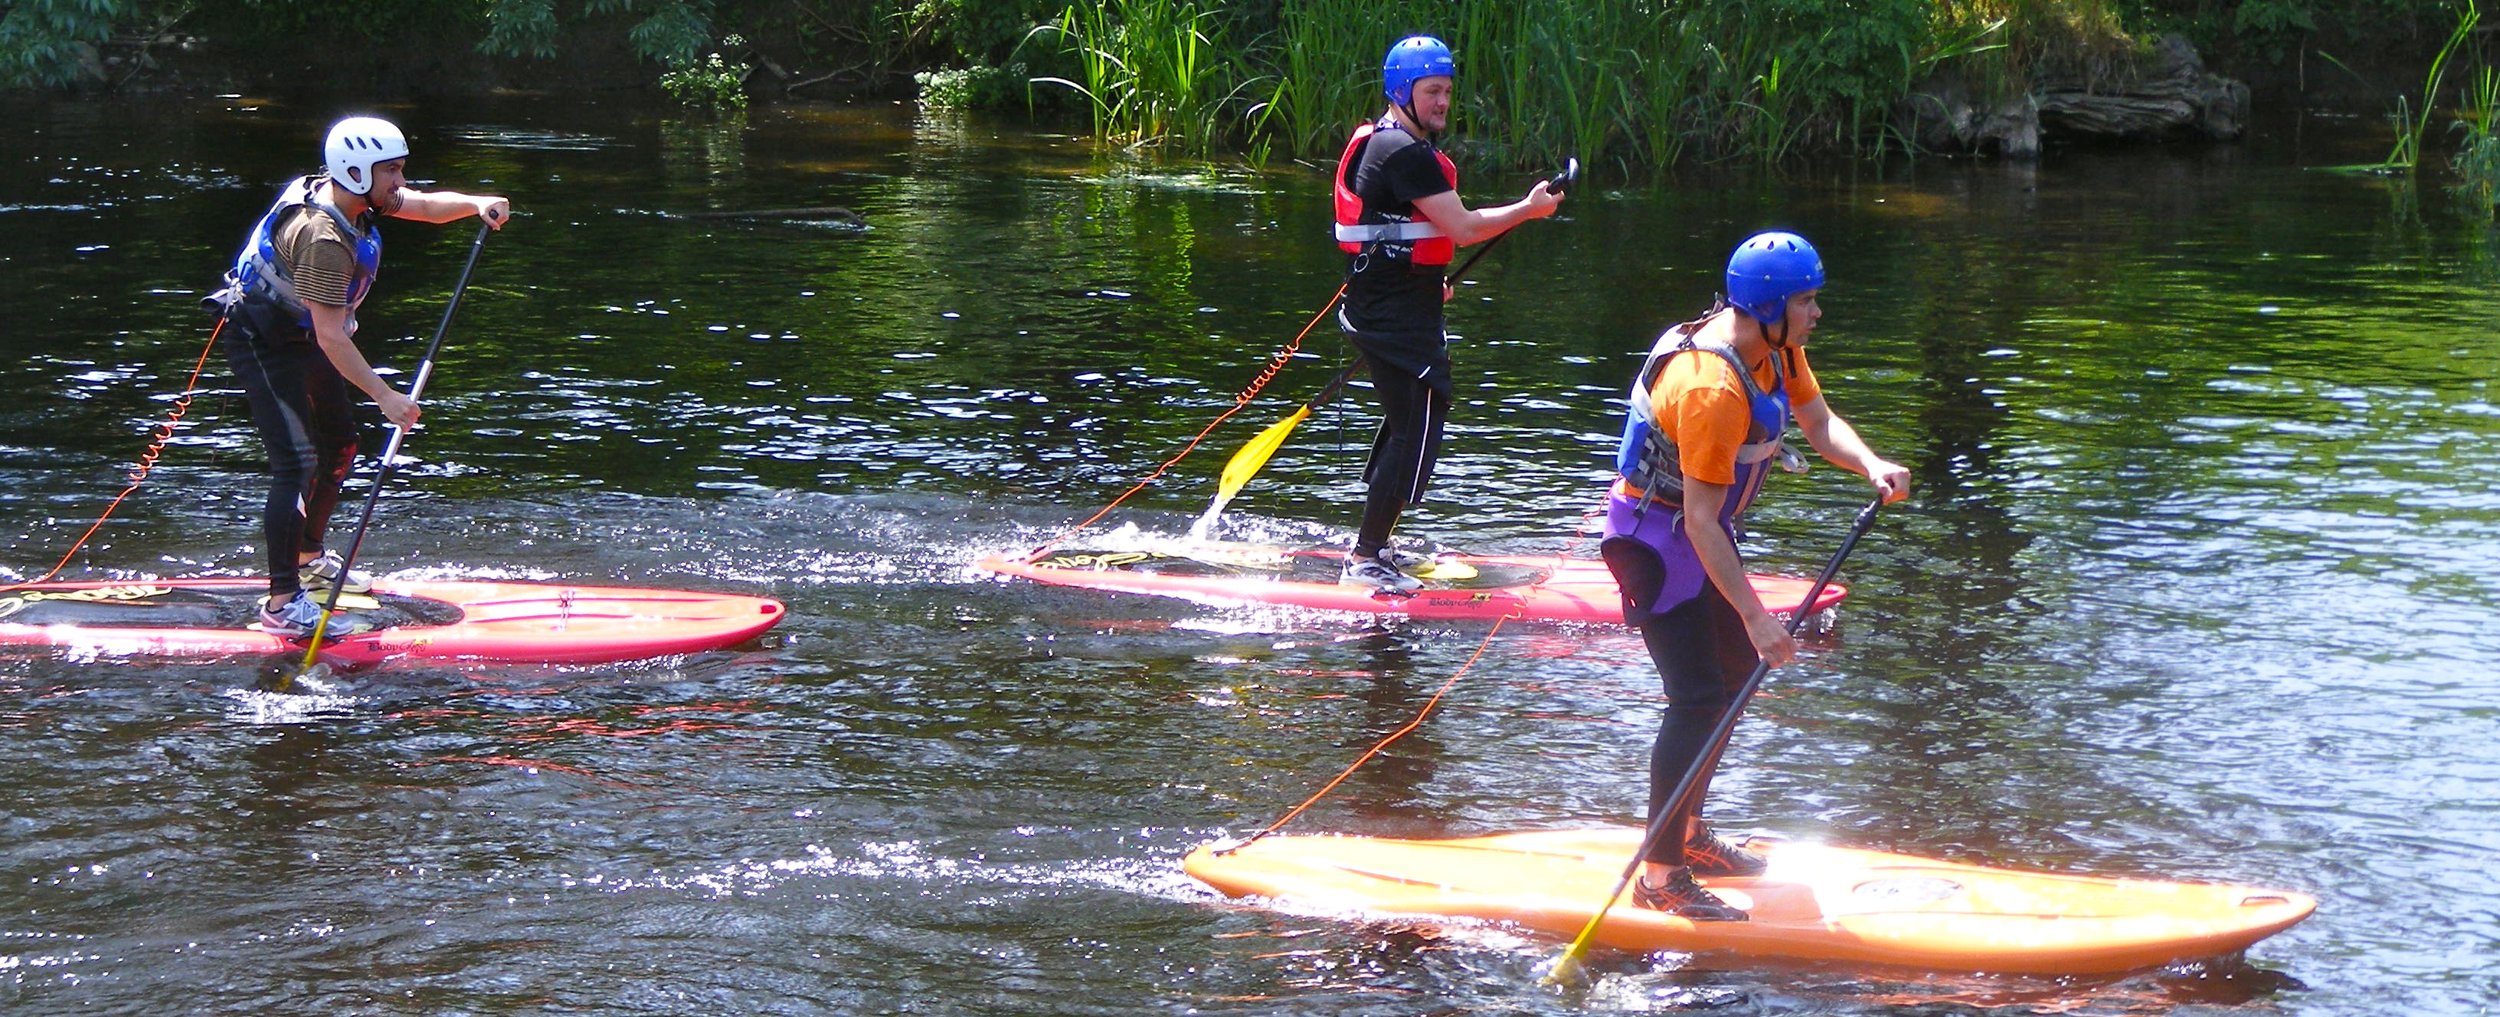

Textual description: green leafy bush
[916,62,1027,109]
[660,34,750,110]
[0,0,139,88]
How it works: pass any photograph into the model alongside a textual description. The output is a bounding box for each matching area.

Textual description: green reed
[1027,0,2110,174]
[2398,3,2481,171]
[1026,0,1260,156]
[1263,0,1416,159]
[2454,65,2500,213]
[2321,1,2481,173]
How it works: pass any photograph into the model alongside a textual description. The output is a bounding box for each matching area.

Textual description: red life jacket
[1333,119,1458,266]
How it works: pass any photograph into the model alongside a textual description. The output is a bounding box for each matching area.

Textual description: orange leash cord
[1019,285,1348,561]
[1215,610,1521,854]
[2,320,224,593]
[1542,498,1609,576]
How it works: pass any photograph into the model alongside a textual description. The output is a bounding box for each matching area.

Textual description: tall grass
[1024,0,1264,156]
[2453,65,2500,213]
[1261,0,1417,160]
[1025,0,2123,173]
[2396,4,2481,172]
[2320,1,2481,173]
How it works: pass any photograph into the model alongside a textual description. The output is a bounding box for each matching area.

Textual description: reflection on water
[1,93,2496,1014]
[659,112,749,191]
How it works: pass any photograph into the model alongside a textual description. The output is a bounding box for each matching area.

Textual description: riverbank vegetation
[4,0,2490,179]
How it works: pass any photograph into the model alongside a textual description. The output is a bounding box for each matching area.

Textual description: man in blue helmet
[205,116,509,638]
[1600,231,1910,919]
[1330,34,1563,592]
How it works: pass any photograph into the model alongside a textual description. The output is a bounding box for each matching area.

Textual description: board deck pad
[3,584,457,631]
[0,578,784,667]
[1031,548,1544,589]
[978,543,1847,625]
[1185,828,2315,975]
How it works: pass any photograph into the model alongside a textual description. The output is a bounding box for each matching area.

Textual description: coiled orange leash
[2,319,226,593]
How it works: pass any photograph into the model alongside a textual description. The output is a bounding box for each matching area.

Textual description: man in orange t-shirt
[1601,232,1910,921]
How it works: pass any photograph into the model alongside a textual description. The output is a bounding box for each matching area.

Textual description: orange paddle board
[1184,828,2314,975]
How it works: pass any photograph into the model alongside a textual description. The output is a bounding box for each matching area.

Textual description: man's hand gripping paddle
[1538,496,1885,988]
[1200,158,1580,527]
[280,222,494,687]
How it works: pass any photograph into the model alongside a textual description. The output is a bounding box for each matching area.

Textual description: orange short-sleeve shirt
[1618,343,1818,492]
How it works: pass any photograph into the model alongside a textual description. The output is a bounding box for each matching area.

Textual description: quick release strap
[1334,219,1447,243]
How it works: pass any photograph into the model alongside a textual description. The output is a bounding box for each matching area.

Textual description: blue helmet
[1725,231,1825,325]
[1383,35,1455,107]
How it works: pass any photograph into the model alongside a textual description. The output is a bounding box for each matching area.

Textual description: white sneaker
[256,591,372,639]
[1340,554,1422,593]
[1375,547,1437,574]
[298,550,374,594]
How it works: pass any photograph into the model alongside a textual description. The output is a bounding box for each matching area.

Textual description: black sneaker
[1684,822,1768,878]
[1631,867,1748,921]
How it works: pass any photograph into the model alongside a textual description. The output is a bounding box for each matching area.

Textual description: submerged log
[1899,34,2249,159]
[674,206,866,225]
[2036,35,2250,142]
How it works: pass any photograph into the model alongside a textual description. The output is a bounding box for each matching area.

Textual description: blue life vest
[213,176,382,334]
[1614,328,1795,527]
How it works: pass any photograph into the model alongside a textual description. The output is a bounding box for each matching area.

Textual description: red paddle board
[0,578,784,667]
[977,544,1845,625]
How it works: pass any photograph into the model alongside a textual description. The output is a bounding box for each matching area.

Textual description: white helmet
[323,116,409,195]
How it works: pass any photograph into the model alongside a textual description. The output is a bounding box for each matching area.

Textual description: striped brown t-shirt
[272,200,364,308]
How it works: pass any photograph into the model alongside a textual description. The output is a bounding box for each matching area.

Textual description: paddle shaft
[1546,496,1884,978]
[297,222,494,667]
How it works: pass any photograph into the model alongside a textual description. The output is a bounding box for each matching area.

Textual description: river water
[2,93,2494,1014]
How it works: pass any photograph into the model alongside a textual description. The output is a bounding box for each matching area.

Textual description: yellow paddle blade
[1408,558,1479,582]
[1536,947,1590,988]
[1216,406,1312,504]
[1538,891,1620,987]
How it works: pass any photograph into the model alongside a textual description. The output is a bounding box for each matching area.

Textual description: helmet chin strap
[1756,310,1794,352]
[1397,101,1427,137]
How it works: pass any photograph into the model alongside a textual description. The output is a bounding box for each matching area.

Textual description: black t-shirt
[1340,124,1455,366]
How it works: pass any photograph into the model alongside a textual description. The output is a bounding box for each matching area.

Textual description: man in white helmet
[206,115,510,638]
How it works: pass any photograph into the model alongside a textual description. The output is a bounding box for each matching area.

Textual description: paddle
[1540,495,1886,986]
[1197,158,1580,528]
[285,221,494,681]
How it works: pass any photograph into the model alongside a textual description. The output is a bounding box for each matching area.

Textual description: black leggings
[1353,364,1448,558]
[1607,539,1760,867]
[224,328,358,598]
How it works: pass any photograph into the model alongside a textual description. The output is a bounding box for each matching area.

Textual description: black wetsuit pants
[1609,538,1761,868]
[1353,363,1448,559]
[223,323,358,600]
